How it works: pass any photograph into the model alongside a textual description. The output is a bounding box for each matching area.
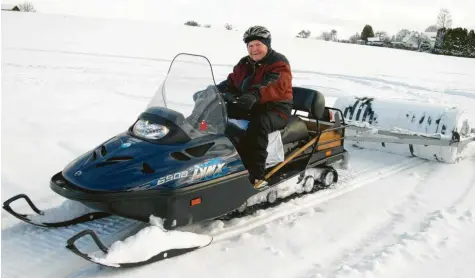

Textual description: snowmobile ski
[66,229,213,268]
[2,194,111,228]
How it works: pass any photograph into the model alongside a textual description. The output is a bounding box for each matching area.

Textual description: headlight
[132,119,169,140]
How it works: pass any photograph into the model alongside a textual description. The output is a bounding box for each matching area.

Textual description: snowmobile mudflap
[2,193,111,228]
[65,229,213,268]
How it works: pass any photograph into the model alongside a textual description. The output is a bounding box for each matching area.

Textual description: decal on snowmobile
[151,159,231,189]
[119,136,142,149]
[157,171,189,186]
[191,163,225,180]
[127,137,142,143]
[189,157,230,182]
[121,142,132,149]
[126,182,155,191]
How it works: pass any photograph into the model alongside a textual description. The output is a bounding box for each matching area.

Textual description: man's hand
[220,91,235,102]
[236,91,260,110]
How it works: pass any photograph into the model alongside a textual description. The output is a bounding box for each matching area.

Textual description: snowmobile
[3,53,349,267]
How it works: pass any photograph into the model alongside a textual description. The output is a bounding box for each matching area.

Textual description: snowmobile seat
[279,87,325,144]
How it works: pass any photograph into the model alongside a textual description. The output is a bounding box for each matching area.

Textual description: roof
[367,37,381,42]
[422,32,437,39]
[1,4,19,10]
[402,32,415,43]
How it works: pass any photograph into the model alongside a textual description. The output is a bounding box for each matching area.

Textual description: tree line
[296,8,474,58]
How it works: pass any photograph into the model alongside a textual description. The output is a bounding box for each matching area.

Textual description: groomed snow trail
[2,149,425,278]
[1,216,143,278]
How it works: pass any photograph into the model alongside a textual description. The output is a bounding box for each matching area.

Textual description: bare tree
[437,8,452,29]
[18,2,36,12]
[375,31,388,41]
[204,24,211,28]
[224,23,233,30]
[349,32,361,43]
[330,29,338,41]
[317,31,332,41]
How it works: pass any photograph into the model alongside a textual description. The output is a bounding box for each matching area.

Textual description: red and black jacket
[217,49,293,117]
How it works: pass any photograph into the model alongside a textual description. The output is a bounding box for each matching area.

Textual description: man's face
[247,40,268,61]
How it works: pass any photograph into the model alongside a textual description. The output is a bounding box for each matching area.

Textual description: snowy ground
[2,12,475,278]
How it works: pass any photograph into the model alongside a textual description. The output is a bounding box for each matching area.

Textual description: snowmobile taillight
[199,120,208,131]
[190,197,201,206]
[132,119,169,140]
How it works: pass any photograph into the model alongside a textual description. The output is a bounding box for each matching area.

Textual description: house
[401,31,438,51]
[390,41,405,49]
[420,31,437,48]
[366,37,384,46]
[401,31,421,49]
[1,4,20,11]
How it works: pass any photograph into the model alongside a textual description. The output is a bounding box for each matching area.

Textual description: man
[217,25,293,185]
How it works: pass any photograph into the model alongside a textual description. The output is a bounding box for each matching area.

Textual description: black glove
[236,91,260,110]
[220,91,235,103]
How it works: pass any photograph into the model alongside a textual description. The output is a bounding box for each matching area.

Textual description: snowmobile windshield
[144,53,227,140]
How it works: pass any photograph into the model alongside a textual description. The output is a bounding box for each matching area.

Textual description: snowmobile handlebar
[219,92,238,104]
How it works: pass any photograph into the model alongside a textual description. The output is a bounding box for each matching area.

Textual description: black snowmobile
[3,53,348,267]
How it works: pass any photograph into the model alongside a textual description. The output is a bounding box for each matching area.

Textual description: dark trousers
[228,104,289,180]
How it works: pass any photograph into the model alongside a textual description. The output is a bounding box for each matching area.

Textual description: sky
[2,0,475,39]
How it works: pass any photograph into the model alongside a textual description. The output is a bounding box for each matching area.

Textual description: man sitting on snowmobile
[217,25,293,185]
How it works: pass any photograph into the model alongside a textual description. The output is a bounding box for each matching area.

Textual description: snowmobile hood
[61,133,167,191]
[61,133,184,192]
[61,132,244,192]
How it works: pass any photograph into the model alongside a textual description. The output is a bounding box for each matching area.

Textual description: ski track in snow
[1,216,144,278]
[326,157,475,278]
[325,165,439,277]
[443,89,475,100]
[293,69,438,94]
[205,155,426,241]
[332,208,475,278]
